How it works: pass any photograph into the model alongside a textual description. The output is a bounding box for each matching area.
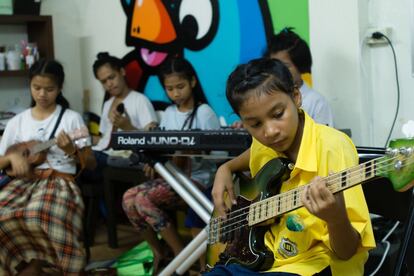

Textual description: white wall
[40,0,84,113]
[365,0,414,147]
[41,0,132,115]
[310,0,414,147]
[309,0,366,145]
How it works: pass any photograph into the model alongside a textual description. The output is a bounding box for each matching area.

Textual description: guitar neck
[31,139,56,155]
[248,156,385,226]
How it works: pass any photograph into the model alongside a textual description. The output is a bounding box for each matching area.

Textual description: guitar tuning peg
[386,147,399,156]
[399,147,413,156]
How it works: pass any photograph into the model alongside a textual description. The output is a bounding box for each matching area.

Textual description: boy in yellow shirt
[207,58,375,275]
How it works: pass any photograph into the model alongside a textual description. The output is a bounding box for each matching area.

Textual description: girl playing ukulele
[0,59,96,275]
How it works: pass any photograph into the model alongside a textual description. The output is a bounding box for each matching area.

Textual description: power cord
[371,32,400,147]
[368,221,400,276]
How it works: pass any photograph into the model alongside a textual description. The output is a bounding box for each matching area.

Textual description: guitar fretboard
[247,157,385,226]
[26,127,89,155]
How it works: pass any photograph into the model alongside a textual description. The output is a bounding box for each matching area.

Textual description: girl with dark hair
[92,52,158,151]
[157,56,212,130]
[122,57,220,273]
[0,59,96,275]
[29,58,70,109]
[81,52,158,190]
[207,58,374,275]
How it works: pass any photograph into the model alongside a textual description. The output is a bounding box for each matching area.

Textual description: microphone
[110,103,125,133]
[116,103,125,114]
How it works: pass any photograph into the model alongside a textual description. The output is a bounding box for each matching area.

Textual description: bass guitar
[206,138,414,271]
[5,126,90,176]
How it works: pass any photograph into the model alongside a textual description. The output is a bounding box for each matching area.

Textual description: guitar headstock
[378,138,414,192]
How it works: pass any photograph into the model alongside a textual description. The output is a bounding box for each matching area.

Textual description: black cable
[372,32,400,147]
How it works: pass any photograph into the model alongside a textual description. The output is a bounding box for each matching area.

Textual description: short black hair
[265,27,312,74]
[226,58,295,115]
[92,52,124,77]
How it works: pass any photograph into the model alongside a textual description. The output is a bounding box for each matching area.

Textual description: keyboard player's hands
[211,163,237,217]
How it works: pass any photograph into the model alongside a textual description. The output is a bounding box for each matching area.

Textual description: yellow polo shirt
[249,112,375,276]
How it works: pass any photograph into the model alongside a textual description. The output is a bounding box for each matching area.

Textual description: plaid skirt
[0,176,85,275]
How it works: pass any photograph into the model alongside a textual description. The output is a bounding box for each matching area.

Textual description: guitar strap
[49,107,66,140]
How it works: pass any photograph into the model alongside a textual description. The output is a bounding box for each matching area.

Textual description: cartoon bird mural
[120,0,272,124]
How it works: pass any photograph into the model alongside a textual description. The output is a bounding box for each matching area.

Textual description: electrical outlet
[366,27,392,45]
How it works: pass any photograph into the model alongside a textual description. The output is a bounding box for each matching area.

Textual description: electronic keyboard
[111,129,252,151]
[111,129,386,159]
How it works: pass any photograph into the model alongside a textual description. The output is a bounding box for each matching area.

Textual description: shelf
[0,70,28,77]
[0,14,54,68]
[0,15,50,24]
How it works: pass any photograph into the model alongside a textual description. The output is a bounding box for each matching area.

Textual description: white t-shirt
[160,103,220,130]
[160,103,221,187]
[94,90,158,151]
[0,105,90,174]
[300,82,334,127]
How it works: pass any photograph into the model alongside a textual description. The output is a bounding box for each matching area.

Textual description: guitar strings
[210,156,414,242]
[209,157,404,241]
[209,155,406,239]
[209,154,413,242]
[210,155,391,230]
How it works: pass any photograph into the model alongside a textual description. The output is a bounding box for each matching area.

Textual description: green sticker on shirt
[286,214,304,232]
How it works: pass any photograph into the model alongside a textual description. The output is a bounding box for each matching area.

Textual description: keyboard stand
[151,160,213,276]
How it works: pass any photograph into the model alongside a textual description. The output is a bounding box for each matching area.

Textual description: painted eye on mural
[179,0,219,50]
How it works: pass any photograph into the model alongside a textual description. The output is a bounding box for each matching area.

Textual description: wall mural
[120,0,308,124]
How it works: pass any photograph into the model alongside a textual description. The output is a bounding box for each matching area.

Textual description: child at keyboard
[122,56,221,273]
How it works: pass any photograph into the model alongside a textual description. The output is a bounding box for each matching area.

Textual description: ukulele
[206,137,414,271]
[4,126,90,176]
